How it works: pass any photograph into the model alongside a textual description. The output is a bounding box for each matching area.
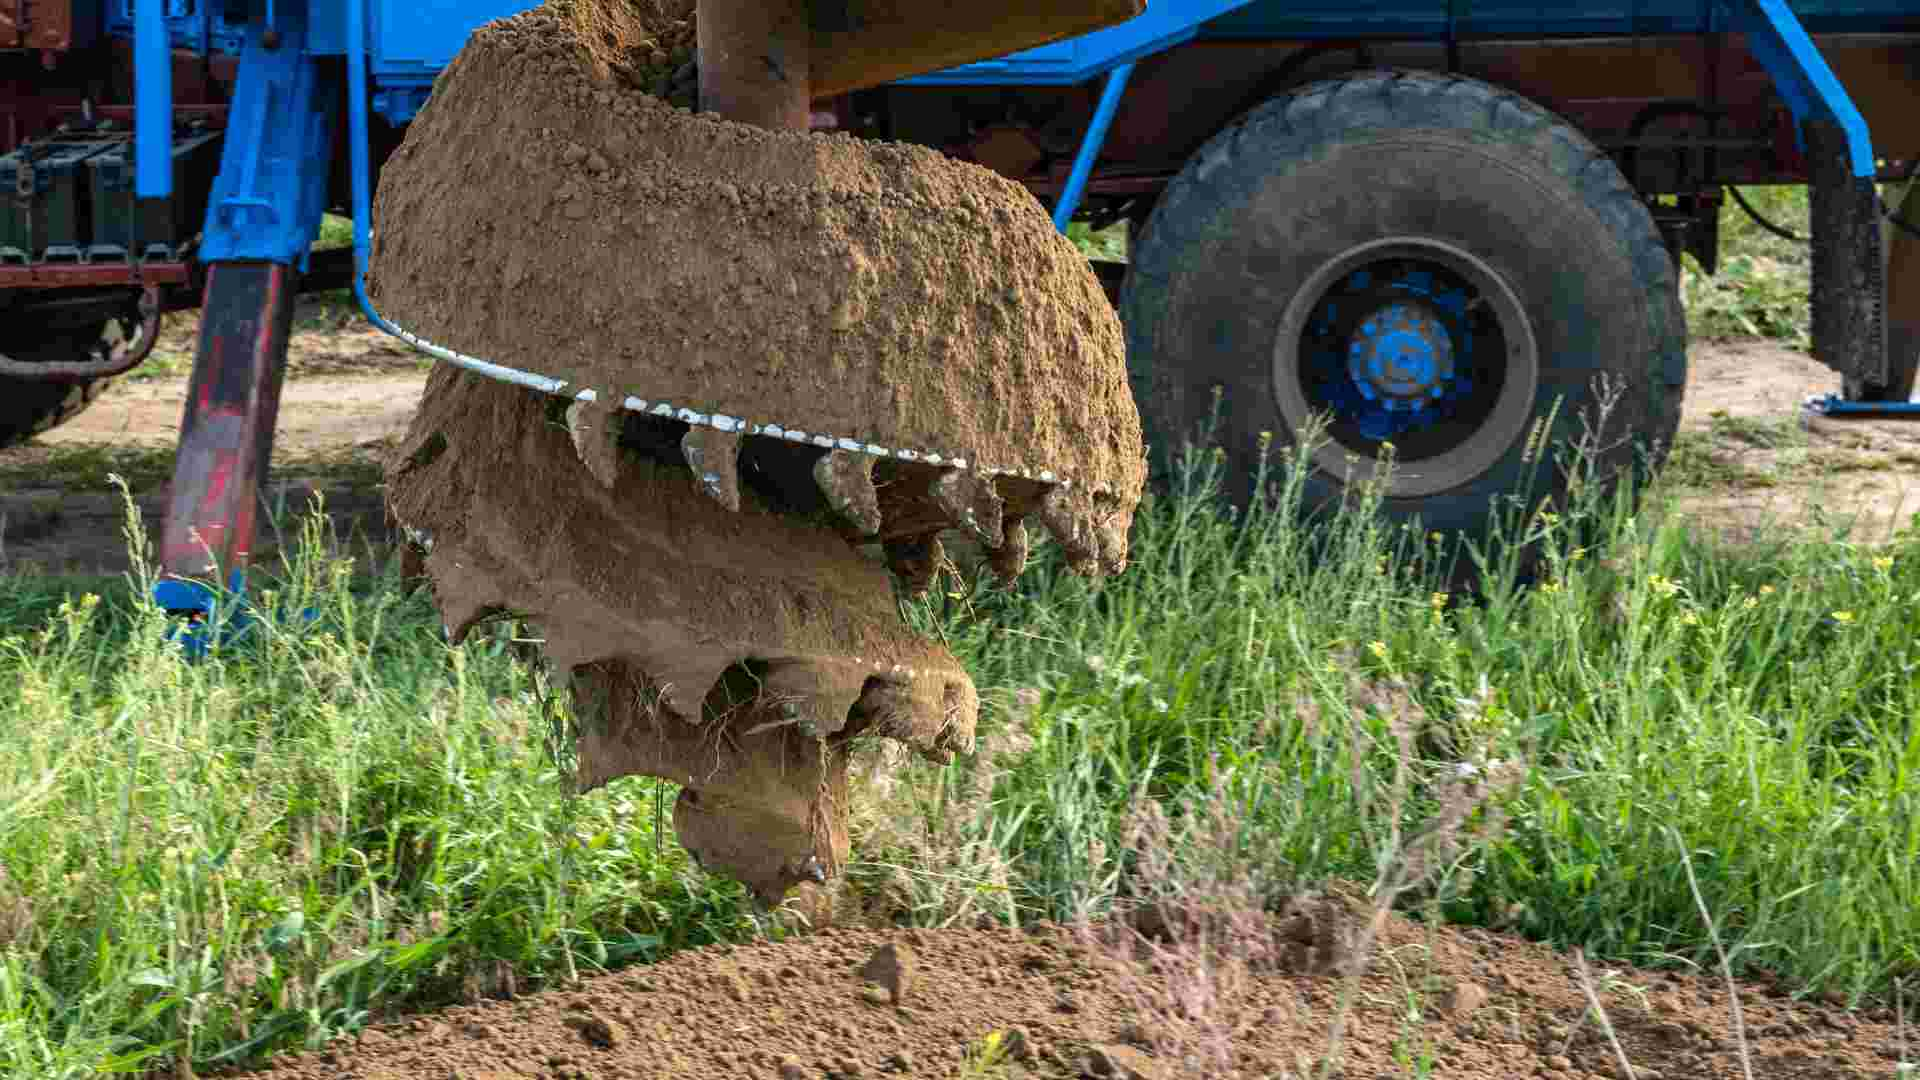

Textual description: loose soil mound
[242,904,1905,1080]
[367,3,1146,524]
[387,366,978,903]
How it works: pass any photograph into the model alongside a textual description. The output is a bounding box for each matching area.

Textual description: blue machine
[5,0,1917,628]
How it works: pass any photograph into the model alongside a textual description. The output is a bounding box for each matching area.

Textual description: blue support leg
[1053,62,1136,234]
[156,19,338,653]
[134,0,173,201]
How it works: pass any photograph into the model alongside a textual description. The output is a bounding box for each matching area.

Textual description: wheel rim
[1272,237,1540,499]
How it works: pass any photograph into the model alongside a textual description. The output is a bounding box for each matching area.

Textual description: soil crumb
[549,0,695,96]
[367,2,1146,521]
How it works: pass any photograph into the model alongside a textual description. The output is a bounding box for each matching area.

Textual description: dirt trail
[1665,339,1920,541]
[242,902,1907,1080]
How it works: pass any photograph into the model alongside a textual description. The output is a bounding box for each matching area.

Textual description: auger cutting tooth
[929,468,1005,548]
[813,449,882,536]
[884,533,943,597]
[1096,519,1128,577]
[1039,487,1101,574]
[987,517,1029,584]
[565,398,624,488]
[681,428,744,512]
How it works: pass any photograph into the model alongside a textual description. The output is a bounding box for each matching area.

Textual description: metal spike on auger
[682,428,744,512]
[930,467,1006,549]
[884,533,944,596]
[1038,486,1100,574]
[813,448,884,535]
[987,517,1031,584]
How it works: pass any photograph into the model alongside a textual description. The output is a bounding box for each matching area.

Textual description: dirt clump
[368,3,1146,524]
[549,0,695,97]
[241,906,1910,1080]
[387,366,977,903]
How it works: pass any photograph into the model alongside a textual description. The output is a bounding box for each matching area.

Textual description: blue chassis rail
[130,0,1884,224]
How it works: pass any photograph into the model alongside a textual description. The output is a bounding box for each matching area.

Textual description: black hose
[1725,156,1920,246]
[1727,184,1805,243]
[0,288,161,383]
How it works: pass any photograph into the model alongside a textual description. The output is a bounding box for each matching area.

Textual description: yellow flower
[1874,556,1894,573]
[1832,610,1856,624]
[1679,609,1700,627]
[1759,584,1776,596]
[1431,532,1445,545]
[1742,595,1759,611]
[1368,641,1389,661]
[1430,592,1449,610]
[1648,574,1682,599]
[1570,547,1587,562]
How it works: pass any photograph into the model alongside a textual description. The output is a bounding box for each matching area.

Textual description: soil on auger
[370,5,1144,505]
[373,2,1145,905]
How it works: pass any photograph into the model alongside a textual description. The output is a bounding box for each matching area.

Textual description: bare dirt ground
[241,904,1909,1080]
[1667,339,1920,543]
[0,307,422,576]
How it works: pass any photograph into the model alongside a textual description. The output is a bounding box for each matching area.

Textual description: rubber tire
[1120,70,1687,548]
[0,322,118,450]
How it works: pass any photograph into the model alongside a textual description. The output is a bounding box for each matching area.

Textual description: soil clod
[859,942,918,1006]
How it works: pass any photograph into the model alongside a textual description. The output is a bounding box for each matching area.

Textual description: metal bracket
[197,18,339,266]
[1804,394,1920,419]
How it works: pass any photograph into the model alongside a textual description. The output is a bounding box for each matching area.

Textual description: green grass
[3,428,1918,1076]
[313,215,355,253]
[1674,182,1920,346]
[0,444,387,495]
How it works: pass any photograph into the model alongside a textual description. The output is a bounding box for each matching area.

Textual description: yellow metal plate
[810,1,1146,97]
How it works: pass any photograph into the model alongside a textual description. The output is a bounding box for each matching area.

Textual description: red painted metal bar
[158,261,296,583]
[0,262,192,287]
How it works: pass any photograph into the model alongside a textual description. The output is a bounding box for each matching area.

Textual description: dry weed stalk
[1317,676,1525,1078]
[1074,765,1286,1078]
[1667,824,1755,1080]
[1572,947,1640,1080]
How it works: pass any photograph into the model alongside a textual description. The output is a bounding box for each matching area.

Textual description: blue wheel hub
[1300,262,1481,443]
[1347,301,1454,416]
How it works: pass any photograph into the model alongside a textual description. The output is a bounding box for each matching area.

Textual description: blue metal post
[349,0,380,325]
[197,20,338,267]
[1053,62,1135,233]
[1740,0,1876,177]
[134,0,172,200]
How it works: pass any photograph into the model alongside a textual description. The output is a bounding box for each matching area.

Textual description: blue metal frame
[1052,62,1137,232]
[197,19,340,266]
[1737,0,1877,177]
[133,0,172,200]
[1806,394,1920,415]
